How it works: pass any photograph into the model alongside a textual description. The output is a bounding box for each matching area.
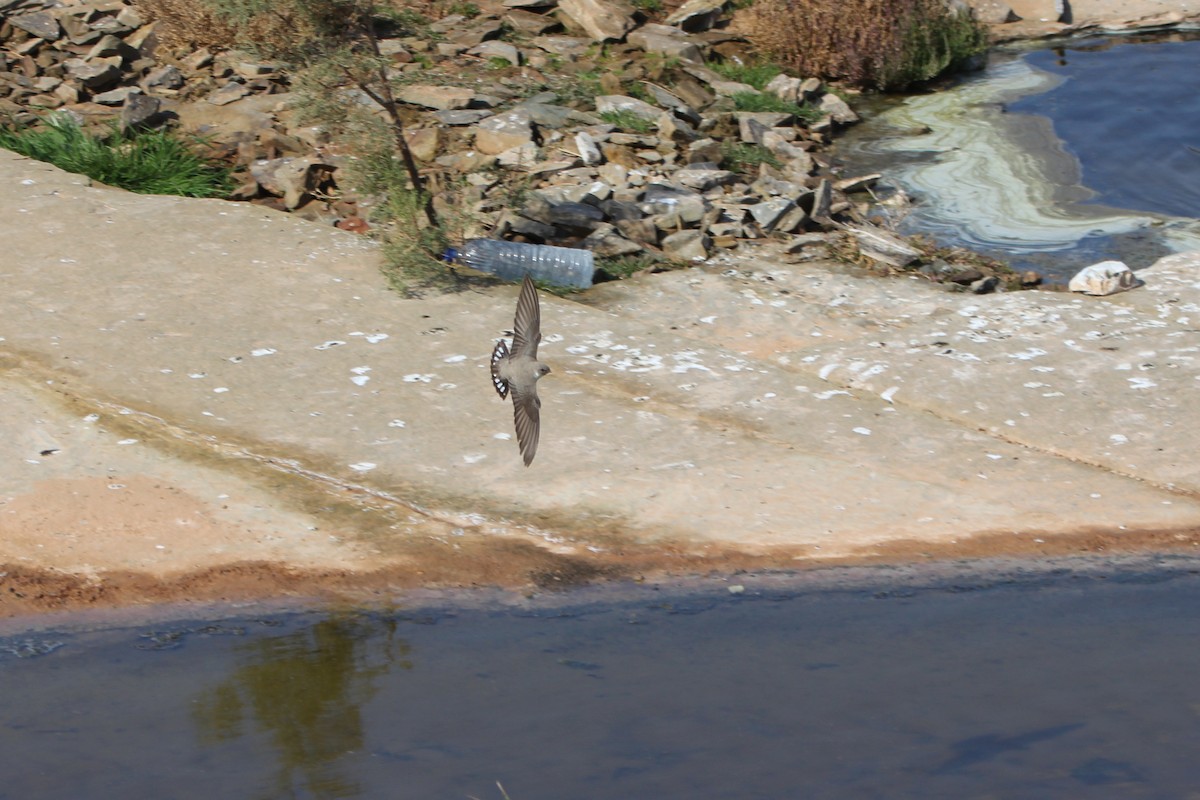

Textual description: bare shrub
[732,0,988,91]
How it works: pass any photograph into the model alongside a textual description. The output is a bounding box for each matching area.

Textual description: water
[5,556,1200,798]
[833,33,1200,280]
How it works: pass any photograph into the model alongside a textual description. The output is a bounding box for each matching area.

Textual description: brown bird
[491,274,551,466]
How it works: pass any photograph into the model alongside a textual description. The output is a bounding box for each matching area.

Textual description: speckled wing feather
[510,274,541,359]
[510,384,541,467]
[490,339,509,399]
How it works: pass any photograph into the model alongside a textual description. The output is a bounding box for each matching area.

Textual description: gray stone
[529,36,592,57]
[434,109,493,125]
[86,34,137,63]
[468,40,521,66]
[575,131,603,165]
[615,217,659,244]
[250,157,335,209]
[819,93,859,124]
[474,108,536,155]
[845,223,921,267]
[662,229,710,260]
[627,26,705,62]
[809,178,833,222]
[207,81,251,106]
[551,201,606,231]
[749,198,796,230]
[11,11,60,41]
[737,112,792,142]
[92,86,138,106]
[764,74,803,104]
[503,9,560,35]
[143,65,184,91]
[596,95,663,121]
[665,0,727,30]
[709,80,759,98]
[583,223,644,257]
[64,59,121,90]
[517,102,577,128]
[496,142,541,168]
[397,84,474,111]
[641,82,701,124]
[120,91,162,130]
[557,0,637,41]
[673,167,736,191]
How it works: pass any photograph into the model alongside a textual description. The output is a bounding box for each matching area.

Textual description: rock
[971,276,1001,294]
[737,112,792,142]
[143,65,184,91]
[468,40,521,66]
[972,0,1020,22]
[496,141,541,168]
[845,223,921,267]
[662,229,711,260]
[64,59,121,90]
[557,0,637,41]
[947,267,985,284]
[207,81,250,106]
[673,166,736,191]
[397,84,474,110]
[11,12,61,41]
[503,9,561,35]
[119,91,161,130]
[616,217,659,244]
[583,223,645,256]
[764,74,803,104]
[819,93,860,125]
[665,0,727,31]
[250,157,336,209]
[551,200,606,232]
[92,86,138,106]
[1069,260,1144,296]
[834,174,881,194]
[434,109,492,125]
[404,127,441,162]
[748,197,796,231]
[596,95,662,121]
[530,35,592,58]
[627,25,705,62]
[807,178,833,222]
[475,108,536,155]
[575,131,603,165]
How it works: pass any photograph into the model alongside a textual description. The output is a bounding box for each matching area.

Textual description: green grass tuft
[711,60,783,91]
[0,114,232,197]
[720,141,781,173]
[597,109,656,133]
[731,91,823,124]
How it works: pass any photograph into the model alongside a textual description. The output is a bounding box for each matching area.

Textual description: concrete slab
[2,149,1200,612]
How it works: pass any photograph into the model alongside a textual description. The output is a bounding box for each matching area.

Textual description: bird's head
[538,364,551,378]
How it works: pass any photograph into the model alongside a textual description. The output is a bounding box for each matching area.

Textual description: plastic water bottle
[445,239,595,289]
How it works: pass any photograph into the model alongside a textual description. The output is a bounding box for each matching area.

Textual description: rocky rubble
[1,0,1017,286]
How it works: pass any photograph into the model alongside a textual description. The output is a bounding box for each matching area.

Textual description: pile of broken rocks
[0,0,1021,289]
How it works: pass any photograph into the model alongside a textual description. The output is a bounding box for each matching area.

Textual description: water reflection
[191,614,412,799]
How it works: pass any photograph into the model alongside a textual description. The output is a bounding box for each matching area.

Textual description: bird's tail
[490,340,509,399]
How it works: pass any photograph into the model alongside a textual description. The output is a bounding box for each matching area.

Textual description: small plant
[720,141,781,173]
[598,109,655,133]
[444,0,480,17]
[632,0,663,12]
[487,56,512,70]
[0,114,233,197]
[711,59,783,90]
[729,91,825,125]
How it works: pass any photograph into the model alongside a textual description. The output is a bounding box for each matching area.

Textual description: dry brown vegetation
[732,0,988,90]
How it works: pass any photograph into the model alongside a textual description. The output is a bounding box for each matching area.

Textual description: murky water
[4,556,1200,798]
[833,33,1200,280]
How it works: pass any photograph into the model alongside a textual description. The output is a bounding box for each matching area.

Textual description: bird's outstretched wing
[510,384,542,467]
[490,339,509,399]
[510,274,542,359]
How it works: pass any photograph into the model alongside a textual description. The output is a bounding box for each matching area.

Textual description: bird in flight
[491,274,551,466]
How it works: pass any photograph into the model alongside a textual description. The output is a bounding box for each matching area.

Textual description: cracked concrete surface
[2,144,1199,614]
